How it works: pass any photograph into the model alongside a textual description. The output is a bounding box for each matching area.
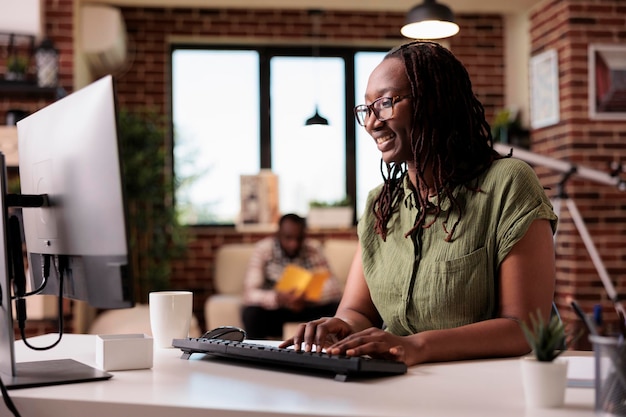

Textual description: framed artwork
[237,170,279,232]
[588,44,626,120]
[530,49,560,129]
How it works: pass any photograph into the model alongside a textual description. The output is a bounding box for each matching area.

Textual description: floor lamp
[494,143,626,324]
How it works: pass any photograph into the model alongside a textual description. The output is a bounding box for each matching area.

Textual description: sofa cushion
[323,239,358,287]
[214,243,257,295]
[206,239,358,334]
[205,294,244,330]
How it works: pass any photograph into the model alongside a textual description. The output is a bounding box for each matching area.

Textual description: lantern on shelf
[35,38,59,88]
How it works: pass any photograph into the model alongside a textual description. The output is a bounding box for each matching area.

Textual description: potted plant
[491,108,529,148]
[307,197,353,229]
[117,108,187,304]
[5,54,29,81]
[519,309,569,408]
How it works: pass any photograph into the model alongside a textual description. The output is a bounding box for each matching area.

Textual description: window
[171,45,387,226]
[172,49,260,224]
[270,56,346,214]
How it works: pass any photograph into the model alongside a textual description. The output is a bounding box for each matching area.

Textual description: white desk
[0,334,595,417]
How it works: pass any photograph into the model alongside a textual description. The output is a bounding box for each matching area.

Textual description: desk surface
[1,334,595,417]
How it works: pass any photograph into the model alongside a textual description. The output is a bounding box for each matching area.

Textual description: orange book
[274,264,330,301]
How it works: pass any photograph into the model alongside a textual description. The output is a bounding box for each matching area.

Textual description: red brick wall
[116,8,504,127]
[529,0,626,347]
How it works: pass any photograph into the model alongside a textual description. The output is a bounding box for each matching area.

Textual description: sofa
[204,239,358,338]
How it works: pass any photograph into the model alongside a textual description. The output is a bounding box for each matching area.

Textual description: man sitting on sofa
[242,213,343,339]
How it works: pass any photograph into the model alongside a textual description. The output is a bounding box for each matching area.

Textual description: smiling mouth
[376,134,395,145]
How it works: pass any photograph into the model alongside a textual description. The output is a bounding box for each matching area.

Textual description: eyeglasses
[353,95,411,127]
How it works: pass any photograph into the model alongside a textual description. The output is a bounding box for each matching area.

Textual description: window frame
[169,43,388,227]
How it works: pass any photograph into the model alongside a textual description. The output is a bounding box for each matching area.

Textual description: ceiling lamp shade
[305,108,329,126]
[401,0,460,40]
[304,10,330,128]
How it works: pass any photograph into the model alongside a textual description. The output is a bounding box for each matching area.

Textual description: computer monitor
[0,75,134,388]
[18,75,132,309]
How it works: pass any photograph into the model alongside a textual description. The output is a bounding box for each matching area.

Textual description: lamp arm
[494,143,625,190]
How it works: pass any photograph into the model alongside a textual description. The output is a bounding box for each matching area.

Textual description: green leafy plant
[520,309,567,362]
[7,55,28,74]
[117,108,187,304]
[5,54,29,81]
[309,197,351,208]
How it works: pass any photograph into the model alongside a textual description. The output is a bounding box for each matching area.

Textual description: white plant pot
[520,356,569,408]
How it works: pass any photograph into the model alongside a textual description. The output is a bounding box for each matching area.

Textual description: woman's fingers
[327,328,407,362]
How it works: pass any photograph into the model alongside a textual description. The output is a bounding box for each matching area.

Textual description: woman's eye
[379,98,393,109]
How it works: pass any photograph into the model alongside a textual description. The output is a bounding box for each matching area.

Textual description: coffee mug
[149,291,193,348]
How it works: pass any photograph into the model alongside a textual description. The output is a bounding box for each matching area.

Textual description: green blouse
[357,158,558,336]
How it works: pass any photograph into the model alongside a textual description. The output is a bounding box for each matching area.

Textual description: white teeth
[376,134,394,144]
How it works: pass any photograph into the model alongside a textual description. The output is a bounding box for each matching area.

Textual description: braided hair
[372,41,501,242]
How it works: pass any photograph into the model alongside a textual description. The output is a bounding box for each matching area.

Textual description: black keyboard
[172,337,407,381]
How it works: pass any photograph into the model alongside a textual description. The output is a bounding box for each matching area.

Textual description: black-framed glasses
[353,94,411,127]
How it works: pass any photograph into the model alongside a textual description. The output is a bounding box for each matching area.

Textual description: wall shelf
[0,81,65,99]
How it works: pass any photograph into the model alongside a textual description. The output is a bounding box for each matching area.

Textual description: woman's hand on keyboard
[325,327,410,364]
[279,317,352,353]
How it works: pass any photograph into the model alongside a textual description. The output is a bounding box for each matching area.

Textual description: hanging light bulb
[401,0,460,40]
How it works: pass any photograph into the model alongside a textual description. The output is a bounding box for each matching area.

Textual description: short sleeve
[493,159,558,266]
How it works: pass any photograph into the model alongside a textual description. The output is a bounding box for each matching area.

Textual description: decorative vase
[520,356,569,408]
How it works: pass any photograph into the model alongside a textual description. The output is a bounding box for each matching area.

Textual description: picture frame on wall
[530,49,560,129]
[588,44,626,120]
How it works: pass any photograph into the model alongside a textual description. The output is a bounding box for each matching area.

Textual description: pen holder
[589,335,626,416]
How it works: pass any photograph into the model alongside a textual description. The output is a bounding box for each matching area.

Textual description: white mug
[149,291,193,348]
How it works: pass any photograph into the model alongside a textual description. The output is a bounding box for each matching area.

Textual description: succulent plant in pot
[519,308,572,408]
[521,308,567,362]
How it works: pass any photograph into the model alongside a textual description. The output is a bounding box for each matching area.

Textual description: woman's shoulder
[480,156,549,201]
[489,156,535,175]
[483,156,541,185]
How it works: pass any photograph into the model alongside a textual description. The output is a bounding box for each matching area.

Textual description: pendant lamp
[401,0,459,40]
[305,107,329,126]
[304,9,329,127]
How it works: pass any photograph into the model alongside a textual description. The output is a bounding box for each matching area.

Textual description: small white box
[95,334,153,371]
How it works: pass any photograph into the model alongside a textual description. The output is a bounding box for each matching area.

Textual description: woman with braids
[280,41,558,366]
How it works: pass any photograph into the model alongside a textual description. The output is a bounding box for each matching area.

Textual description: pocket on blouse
[411,246,492,331]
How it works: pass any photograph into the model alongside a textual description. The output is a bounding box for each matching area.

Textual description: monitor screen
[16,75,133,310]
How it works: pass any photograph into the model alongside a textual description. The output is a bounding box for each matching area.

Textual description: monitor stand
[2,359,111,390]
[0,154,112,389]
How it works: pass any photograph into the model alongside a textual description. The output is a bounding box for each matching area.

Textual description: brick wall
[529,0,626,347]
[116,8,504,126]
